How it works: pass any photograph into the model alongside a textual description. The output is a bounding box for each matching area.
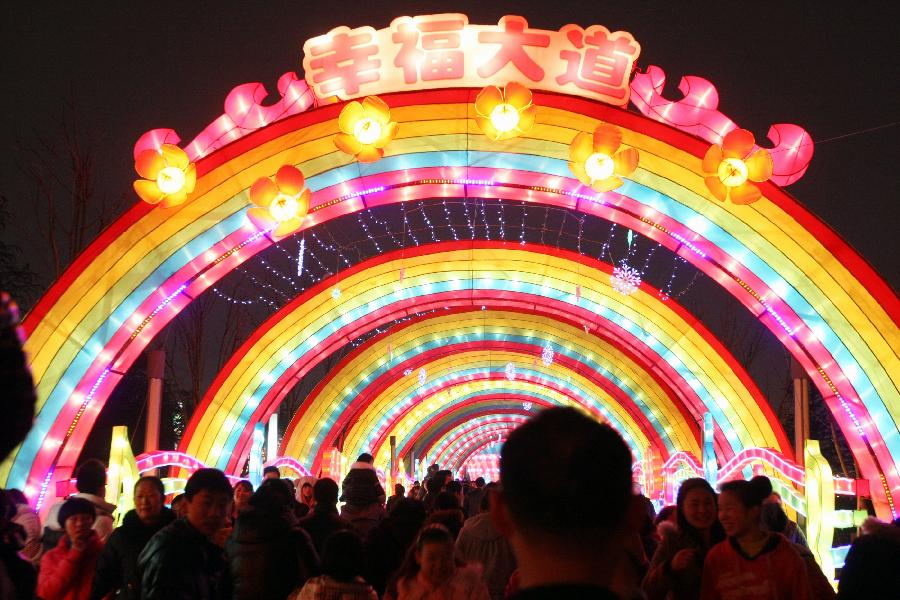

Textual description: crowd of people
[1,297,898,599]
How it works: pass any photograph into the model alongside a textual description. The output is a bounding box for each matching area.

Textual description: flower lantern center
[353,117,383,145]
[157,166,186,195]
[584,152,616,181]
[717,157,749,187]
[490,103,520,133]
[269,193,299,222]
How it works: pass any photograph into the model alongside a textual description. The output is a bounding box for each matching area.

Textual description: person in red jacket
[700,476,810,600]
[38,497,104,600]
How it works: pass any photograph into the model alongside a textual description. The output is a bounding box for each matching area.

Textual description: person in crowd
[232,480,253,523]
[8,488,42,565]
[170,493,188,519]
[763,492,808,547]
[838,516,900,599]
[489,407,633,598]
[409,481,424,502]
[364,497,426,597]
[38,497,104,600]
[297,479,315,511]
[425,491,466,540]
[386,483,405,514]
[226,478,320,600]
[44,459,117,550]
[759,502,834,599]
[0,294,38,599]
[422,476,444,513]
[90,476,175,600]
[263,466,281,480]
[456,483,516,600]
[138,468,232,600]
[700,476,810,599]
[464,477,486,518]
[294,529,377,599]
[340,453,386,538]
[386,524,489,600]
[299,478,353,556]
[0,489,37,599]
[643,478,725,600]
[654,505,678,539]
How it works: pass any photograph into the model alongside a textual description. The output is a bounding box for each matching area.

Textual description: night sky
[0,2,897,462]
[3,1,898,292]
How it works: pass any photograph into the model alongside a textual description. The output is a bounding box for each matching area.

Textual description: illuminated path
[10,89,899,516]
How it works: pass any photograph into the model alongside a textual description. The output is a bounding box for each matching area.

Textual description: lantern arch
[8,88,898,517]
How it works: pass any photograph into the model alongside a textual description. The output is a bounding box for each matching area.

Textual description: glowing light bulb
[269,193,299,222]
[157,166,186,194]
[584,152,615,181]
[489,103,520,133]
[354,118,382,144]
[717,157,748,186]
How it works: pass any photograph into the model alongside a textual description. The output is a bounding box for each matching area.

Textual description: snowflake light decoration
[403,368,413,376]
[541,343,554,366]
[522,401,533,411]
[418,368,427,387]
[505,362,516,381]
[331,287,342,299]
[611,263,641,296]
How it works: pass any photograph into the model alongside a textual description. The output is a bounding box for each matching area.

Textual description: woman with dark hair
[386,524,488,600]
[90,476,175,600]
[39,497,104,600]
[700,476,810,599]
[424,491,465,540]
[293,529,377,599]
[643,478,725,599]
[226,477,320,600]
[232,480,253,522]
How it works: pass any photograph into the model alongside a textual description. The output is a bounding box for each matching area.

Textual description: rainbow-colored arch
[9,89,898,517]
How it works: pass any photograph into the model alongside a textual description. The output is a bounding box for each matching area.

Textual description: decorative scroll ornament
[334,95,398,162]
[133,144,196,208]
[568,124,639,192]
[611,263,641,295]
[248,165,311,238]
[630,66,813,185]
[475,82,537,141]
[702,129,773,205]
[541,343,554,366]
[505,362,517,381]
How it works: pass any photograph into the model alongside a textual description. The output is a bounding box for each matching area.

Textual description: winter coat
[700,533,810,600]
[643,527,712,600]
[13,501,42,565]
[340,462,386,506]
[293,575,378,600]
[390,564,490,600]
[298,505,354,556]
[38,533,104,600]
[364,501,426,596]
[837,523,900,599]
[89,507,175,600]
[455,513,517,600]
[138,517,229,600]
[226,505,320,600]
[340,502,384,539]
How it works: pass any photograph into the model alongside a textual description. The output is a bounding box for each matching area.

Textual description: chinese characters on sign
[302,14,641,106]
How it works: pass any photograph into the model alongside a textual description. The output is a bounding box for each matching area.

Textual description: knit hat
[58,497,95,527]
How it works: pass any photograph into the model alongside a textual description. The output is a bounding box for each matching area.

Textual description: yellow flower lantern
[568,123,639,192]
[475,82,537,141]
[133,144,197,207]
[702,128,774,204]
[334,96,398,163]
[247,165,311,238]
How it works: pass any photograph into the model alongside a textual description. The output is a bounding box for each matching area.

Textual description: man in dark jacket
[339,453,385,537]
[226,478,320,600]
[91,476,175,600]
[298,478,352,555]
[138,468,232,600]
